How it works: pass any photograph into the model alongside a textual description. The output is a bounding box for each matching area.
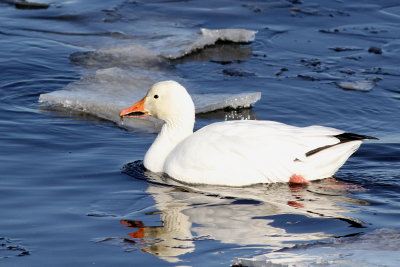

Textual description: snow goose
[120,81,376,186]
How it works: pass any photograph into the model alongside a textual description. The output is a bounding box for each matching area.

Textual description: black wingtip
[305,132,378,157]
[335,132,378,142]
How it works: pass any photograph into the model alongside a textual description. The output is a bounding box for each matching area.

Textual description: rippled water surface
[1,0,400,266]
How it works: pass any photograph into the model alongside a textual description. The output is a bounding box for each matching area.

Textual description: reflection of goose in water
[112,162,369,263]
[120,198,194,263]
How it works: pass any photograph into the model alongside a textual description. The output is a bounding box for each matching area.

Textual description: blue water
[1,0,400,266]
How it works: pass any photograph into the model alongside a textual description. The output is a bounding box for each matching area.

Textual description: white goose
[120,81,376,186]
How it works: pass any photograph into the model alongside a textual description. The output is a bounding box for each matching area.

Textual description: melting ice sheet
[69,28,257,67]
[39,68,261,131]
[39,28,260,131]
[158,28,257,59]
[233,228,400,266]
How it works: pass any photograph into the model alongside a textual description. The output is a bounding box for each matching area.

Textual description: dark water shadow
[168,42,252,64]
[196,107,258,121]
[0,237,30,259]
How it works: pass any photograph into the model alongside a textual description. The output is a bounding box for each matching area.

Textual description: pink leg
[287,200,304,208]
[289,174,310,184]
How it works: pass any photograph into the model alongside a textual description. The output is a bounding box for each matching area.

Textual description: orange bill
[119,97,148,118]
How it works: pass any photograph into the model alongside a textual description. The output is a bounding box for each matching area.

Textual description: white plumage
[120,81,374,186]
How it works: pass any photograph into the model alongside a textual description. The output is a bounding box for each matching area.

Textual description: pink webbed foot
[289,174,310,185]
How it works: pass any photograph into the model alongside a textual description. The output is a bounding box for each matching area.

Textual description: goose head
[119,80,195,126]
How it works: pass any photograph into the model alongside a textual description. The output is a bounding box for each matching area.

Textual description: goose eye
[154,94,159,99]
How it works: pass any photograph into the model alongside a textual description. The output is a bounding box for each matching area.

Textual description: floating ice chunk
[39,68,261,131]
[69,28,257,69]
[336,80,374,91]
[234,228,400,266]
[193,92,261,113]
[159,28,257,59]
